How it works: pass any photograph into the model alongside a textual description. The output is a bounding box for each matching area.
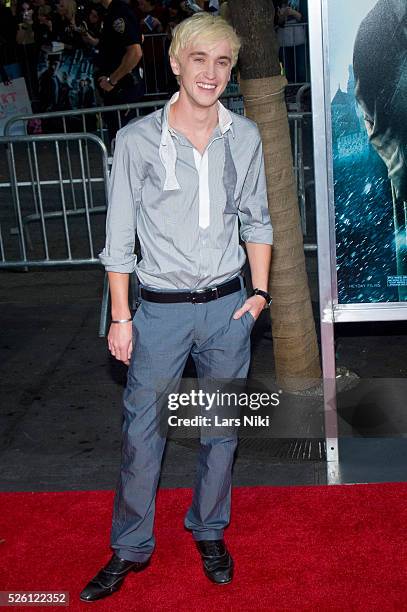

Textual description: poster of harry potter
[328,0,407,303]
[37,46,96,115]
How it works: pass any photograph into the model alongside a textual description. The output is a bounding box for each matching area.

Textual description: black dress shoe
[79,553,150,602]
[196,539,233,584]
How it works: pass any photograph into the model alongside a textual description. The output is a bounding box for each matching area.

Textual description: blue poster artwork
[37,46,96,113]
[328,0,407,303]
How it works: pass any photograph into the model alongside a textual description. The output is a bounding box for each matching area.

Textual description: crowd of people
[0,0,228,111]
[0,0,307,117]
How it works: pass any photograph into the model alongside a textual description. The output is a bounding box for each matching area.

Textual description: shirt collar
[159,90,235,142]
[158,91,234,192]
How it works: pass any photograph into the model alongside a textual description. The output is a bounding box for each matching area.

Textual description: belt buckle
[190,286,218,304]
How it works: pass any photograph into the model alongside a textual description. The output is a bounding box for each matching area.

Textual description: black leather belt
[140,276,244,304]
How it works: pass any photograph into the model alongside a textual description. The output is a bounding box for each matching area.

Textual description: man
[38,56,64,131]
[95,0,144,142]
[38,57,61,111]
[84,77,96,108]
[353,0,407,297]
[58,72,72,110]
[80,13,273,602]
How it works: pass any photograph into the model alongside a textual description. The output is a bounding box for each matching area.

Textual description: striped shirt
[99,92,273,290]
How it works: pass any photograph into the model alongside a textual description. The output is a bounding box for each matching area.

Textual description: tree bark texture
[229,0,321,391]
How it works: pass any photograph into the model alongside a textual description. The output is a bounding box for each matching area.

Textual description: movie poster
[328,0,407,303]
[37,46,96,114]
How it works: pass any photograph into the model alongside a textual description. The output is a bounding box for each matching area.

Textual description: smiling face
[169,37,232,109]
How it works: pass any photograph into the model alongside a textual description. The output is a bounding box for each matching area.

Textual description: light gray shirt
[99,93,274,290]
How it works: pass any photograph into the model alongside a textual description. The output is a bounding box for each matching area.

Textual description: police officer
[96,0,144,141]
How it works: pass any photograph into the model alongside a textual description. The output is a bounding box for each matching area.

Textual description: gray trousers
[110,277,254,562]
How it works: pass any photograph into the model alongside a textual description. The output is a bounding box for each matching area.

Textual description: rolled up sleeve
[99,130,142,273]
[238,131,274,245]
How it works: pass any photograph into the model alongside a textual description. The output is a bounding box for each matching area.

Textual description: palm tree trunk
[229,0,321,391]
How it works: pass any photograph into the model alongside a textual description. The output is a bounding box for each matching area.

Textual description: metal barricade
[141,33,171,97]
[4,99,169,152]
[278,21,310,85]
[0,132,110,334]
[290,84,315,248]
[289,111,315,246]
[295,83,311,112]
[0,132,108,267]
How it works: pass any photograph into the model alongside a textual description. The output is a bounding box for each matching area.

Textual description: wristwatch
[106,76,117,87]
[252,288,272,308]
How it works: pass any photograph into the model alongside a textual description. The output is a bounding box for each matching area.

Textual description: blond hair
[169,13,241,67]
[58,0,76,22]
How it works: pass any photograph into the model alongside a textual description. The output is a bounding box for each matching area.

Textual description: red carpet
[1,484,407,611]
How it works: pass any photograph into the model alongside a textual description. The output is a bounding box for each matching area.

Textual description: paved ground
[1,253,407,493]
